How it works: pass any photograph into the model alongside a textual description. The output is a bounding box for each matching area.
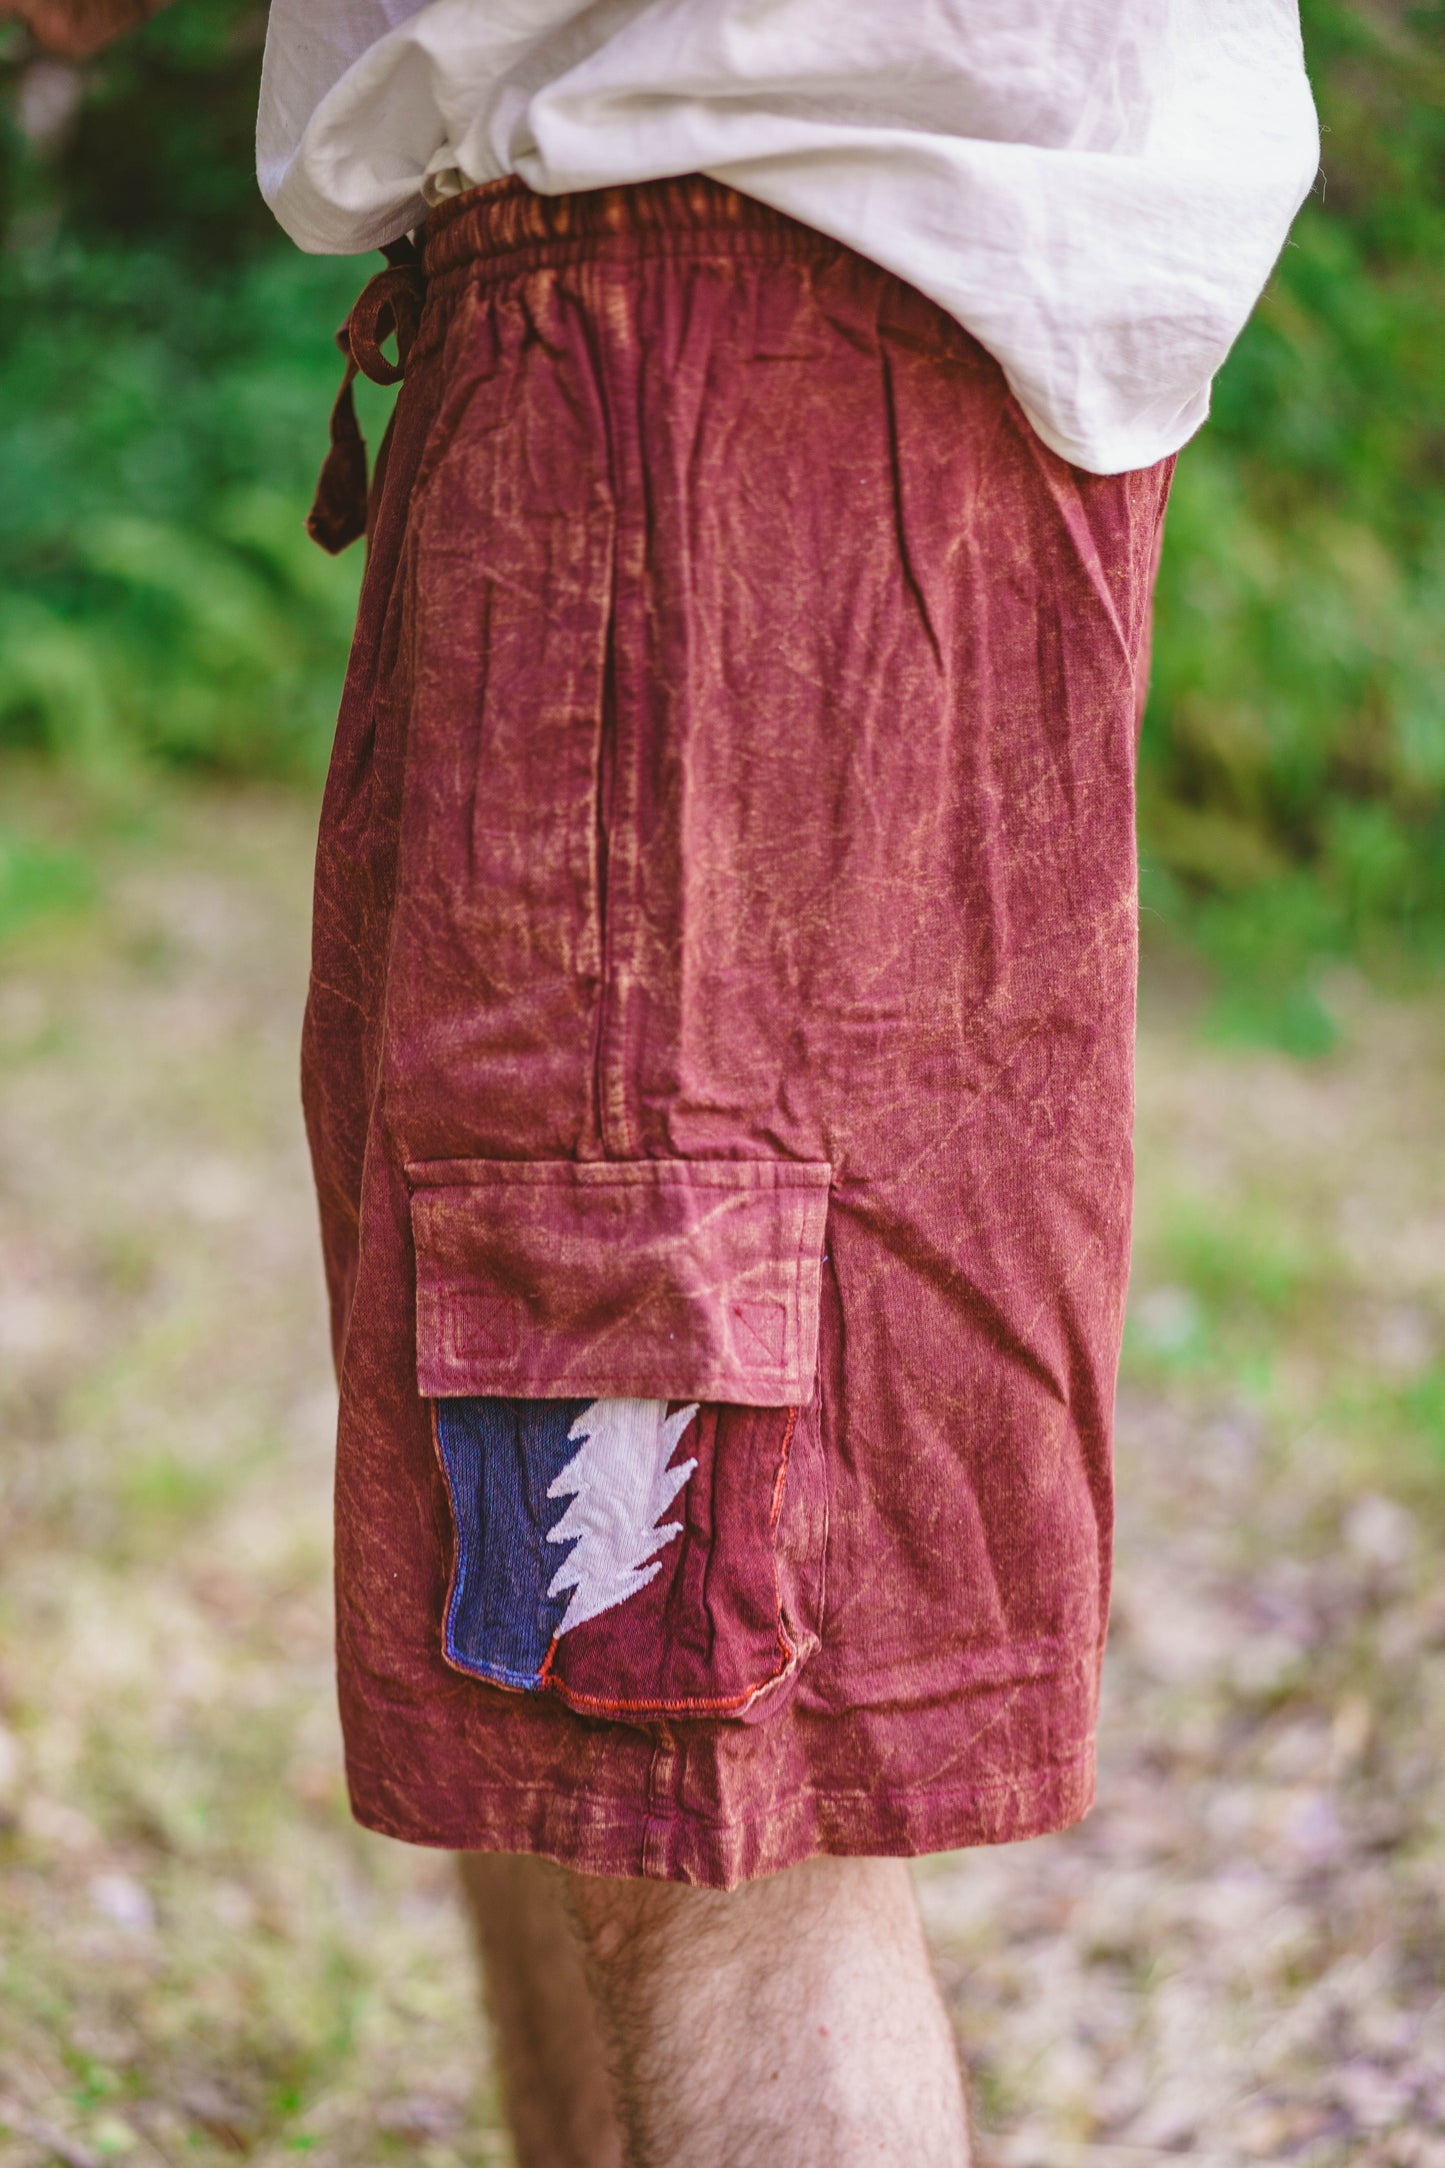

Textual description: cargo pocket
[407,1157,831,1721]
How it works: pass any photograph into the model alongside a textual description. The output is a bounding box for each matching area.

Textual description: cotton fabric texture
[304,174,1173,1887]
[258,0,1319,475]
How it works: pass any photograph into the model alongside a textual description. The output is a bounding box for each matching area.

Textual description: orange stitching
[769,1403,803,1678]
[429,1398,477,1686]
[544,1660,790,1720]
[769,1405,799,1536]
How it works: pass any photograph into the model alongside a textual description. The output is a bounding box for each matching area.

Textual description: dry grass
[1,781,1443,2166]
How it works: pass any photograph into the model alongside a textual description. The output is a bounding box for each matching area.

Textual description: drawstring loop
[307,237,426,555]
[347,253,427,385]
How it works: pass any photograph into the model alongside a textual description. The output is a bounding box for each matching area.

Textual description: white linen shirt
[256,0,1319,475]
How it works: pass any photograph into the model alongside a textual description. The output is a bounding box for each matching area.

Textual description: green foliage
[3,0,276,254]
[1124,1188,1326,1390]
[0,0,1441,1009]
[1142,0,1445,1013]
[0,0,366,782]
[0,821,93,937]
[0,239,366,779]
[1123,1172,1445,1486]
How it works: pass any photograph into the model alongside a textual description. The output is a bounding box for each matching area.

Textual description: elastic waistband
[422,173,834,284]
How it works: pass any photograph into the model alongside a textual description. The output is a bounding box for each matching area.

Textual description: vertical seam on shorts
[590,261,646,1160]
[580,555,619,1161]
[641,1726,677,1875]
[814,1237,839,1648]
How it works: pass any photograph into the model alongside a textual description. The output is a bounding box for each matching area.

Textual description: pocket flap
[408,1157,832,1405]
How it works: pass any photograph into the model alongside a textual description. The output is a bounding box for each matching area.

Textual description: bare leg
[458,1851,625,2168]
[568,1854,971,2167]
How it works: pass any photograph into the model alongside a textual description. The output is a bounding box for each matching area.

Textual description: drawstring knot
[307,237,427,555]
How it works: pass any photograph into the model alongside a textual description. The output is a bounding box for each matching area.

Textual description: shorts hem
[345,1747,1096,1890]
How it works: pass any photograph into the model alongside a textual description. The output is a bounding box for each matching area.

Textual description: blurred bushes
[0,243,362,776]
[1141,0,1445,1006]
[0,0,362,783]
[0,0,1442,1003]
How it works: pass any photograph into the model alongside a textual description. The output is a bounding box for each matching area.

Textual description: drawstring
[307,236,427,555]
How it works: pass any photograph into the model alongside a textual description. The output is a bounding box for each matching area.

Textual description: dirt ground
[1,783,1443,2167]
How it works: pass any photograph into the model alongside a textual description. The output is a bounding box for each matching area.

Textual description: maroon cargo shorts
[302,173,1173,1888]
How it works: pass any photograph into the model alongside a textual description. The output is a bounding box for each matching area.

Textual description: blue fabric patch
[435,1397,590,1687]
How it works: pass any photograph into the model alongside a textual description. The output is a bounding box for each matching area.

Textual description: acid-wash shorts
[302,173,1173,1889]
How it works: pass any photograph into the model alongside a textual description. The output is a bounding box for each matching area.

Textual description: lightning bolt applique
[544,1398,699,1636]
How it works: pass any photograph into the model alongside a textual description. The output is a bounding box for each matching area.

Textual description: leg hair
[458,1851,625,2168]
[567,1854,971,2168]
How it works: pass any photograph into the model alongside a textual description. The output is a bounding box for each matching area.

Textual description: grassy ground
[1,779,1442,2167]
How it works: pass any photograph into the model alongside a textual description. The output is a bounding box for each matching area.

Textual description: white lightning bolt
[545,1399,700,1636]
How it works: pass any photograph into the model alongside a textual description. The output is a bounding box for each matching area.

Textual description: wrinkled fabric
[410,1157,830,1401]
[303,173,1174,1888]
[257,0,1318,474]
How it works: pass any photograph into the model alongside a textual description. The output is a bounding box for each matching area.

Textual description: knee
[564,1868,696,1985]
[566,1851,918,1992]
